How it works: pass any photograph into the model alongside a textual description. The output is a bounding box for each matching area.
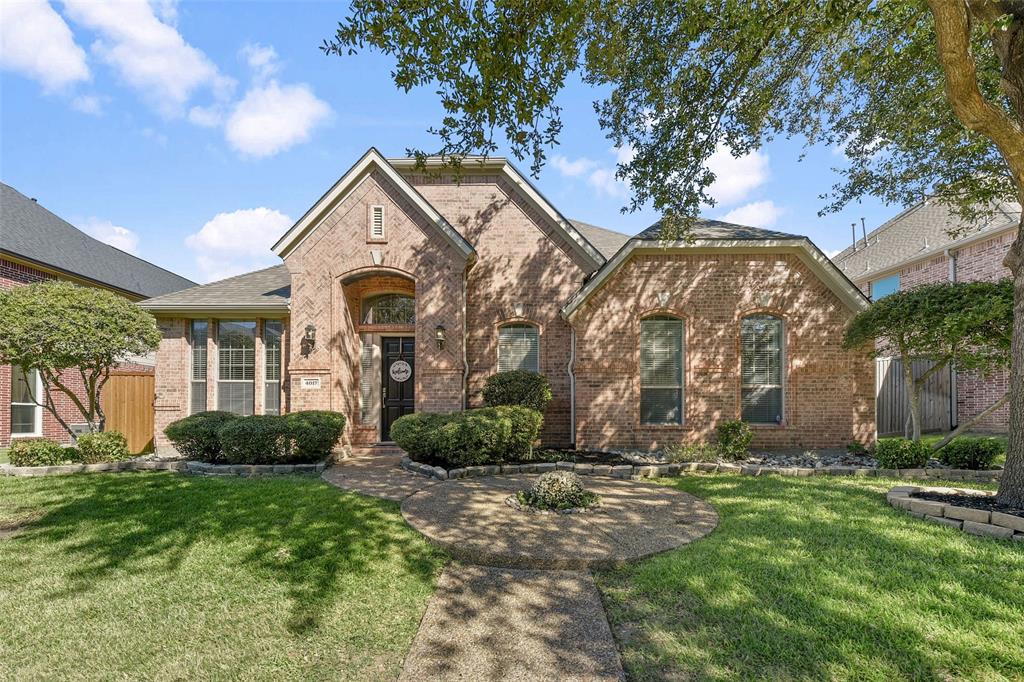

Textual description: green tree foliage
[0,281,161,439]
[844,280,1012,442]
[325,0,1024,506]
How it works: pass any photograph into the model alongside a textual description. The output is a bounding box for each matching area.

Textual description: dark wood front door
[381,337,415,440]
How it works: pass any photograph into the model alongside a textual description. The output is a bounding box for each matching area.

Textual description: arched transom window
[740,314,785,424]
[362,294,415,325]
[498,323,540,373]
[640,315,684,425]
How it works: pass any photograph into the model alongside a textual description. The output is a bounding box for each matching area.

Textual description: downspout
[462,271,469,410]
[568,326,576,447]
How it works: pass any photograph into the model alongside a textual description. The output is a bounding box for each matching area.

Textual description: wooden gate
[101,371,155,454]
[875,358,952,436]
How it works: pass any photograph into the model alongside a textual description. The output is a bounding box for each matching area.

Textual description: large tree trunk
[999,220,1024,507]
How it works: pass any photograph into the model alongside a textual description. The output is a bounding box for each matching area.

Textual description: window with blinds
[217,320,255,415]
[190,320,208,414]
[741,314,784,424]
[263,320,282,415]
[640,316,684,424]
[498,323,540,373]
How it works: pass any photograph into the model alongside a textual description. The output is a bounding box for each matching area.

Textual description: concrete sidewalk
[400,563,624,681]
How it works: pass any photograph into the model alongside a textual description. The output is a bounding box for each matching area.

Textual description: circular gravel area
[401,474,718,569]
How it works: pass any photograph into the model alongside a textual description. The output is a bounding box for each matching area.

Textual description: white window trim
[740,315,786,425]
[497,323,541,373]
[370,204,386,241]
[189,320,209,415]
[263,320,282,415]
[10,367,44,438]
[639,317,686,426]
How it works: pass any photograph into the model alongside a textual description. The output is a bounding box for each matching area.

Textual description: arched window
[741,314,784,424]
[498,323,540,373]
[362,294,415,325]
[640,315,684,425]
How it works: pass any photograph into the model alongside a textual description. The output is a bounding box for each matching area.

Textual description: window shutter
[498,324,539,373]
[371,205,385,239]
[640,317,683,424]
[741,315,784,423]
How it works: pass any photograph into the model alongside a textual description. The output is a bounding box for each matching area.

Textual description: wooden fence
[101,372,155,454]
[875,357,951,436]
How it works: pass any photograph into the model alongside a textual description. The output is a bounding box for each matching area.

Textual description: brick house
[1,182,195,447]
[143,148,875,453]
[833,197,1021,433]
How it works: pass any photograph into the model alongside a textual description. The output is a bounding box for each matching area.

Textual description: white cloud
[81,218,140,254]
[185,207,292,282]
[611,143,635,166]
[705,144,770,206]
[71,94,103,115]
[825,248,843,259]
[61,0,234,116]
[0,0,89,92]
[719,200,784,229]
[187,104,224,127]
[239,42,279,82]
[587,167,628,199]
[225,81,331,158]
[551,154,597,178]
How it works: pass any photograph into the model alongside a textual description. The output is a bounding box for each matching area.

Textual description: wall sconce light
[435,324,447,351]
[301,324,317,356]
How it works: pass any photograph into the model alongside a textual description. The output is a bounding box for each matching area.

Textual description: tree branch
[930,389,1010,450]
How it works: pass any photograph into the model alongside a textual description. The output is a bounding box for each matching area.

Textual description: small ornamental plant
[515,471,599,511]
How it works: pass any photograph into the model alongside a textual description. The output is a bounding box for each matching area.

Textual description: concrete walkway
[321,454,436,502]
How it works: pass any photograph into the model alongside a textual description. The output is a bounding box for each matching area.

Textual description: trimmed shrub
[8,439,78,467]
[715,420,753,460]
[518,471,599,510]
[77,431,130,463]
[164,411,238,462]
[482,370,553,414]
[390,406,543,468]
[216,415,293,465]
[937,437,1003,470]
[285,410,346,462]
[874,438,931,469]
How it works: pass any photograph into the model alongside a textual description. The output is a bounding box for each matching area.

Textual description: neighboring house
[833,197,1021,433]
[1,182,196,447]
[142,148,874,453]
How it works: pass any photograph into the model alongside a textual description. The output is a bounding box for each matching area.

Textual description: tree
[325,1,1024,506]
[0,281,161,439]
[844,280,1012,444]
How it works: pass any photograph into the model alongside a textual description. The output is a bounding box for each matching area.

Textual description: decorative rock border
[400,457,1002,483]
[0,460,326,478]
[887,485,1024,541]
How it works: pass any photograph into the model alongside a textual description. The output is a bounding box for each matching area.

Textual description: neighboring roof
[562,218,869,318]
[1,182,196,298]
[832,198,1020,282]
[272,148,475,260]
[139,264,290,315]
[569,219,631,259]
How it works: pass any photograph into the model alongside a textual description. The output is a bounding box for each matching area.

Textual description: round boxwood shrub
[517,471,599,511]
[8,439,79,467]
[482,370,553,414]
[715,419,753,460]
[285,410,346,462]
[874,437,931,469]
[77,431,130,463]
[937,437,1003,470]
[390,406,543,468]
[164,411,238,462]
[216,415,294,464]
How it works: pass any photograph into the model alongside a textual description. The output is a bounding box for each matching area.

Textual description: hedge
[874,437,931,469]
[164,411,238,462]
[8,439,77,467]
[286,411,346,462]
[937,437,1003,470]
[76,431,130,463]
[390,406,543,468]
[482,370,553,413]
[217,415,295,465]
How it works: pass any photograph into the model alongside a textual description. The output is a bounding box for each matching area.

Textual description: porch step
[350,444,406,458]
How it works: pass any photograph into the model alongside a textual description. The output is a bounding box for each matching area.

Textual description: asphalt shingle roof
[569,219,631,258]
[832,198,1020,282]
[140,264,290,310]
[1,182,195,298]
[635,218,802,241]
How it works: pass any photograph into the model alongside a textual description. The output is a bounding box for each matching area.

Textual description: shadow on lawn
[599,475,1024,681]
[11,473,441,635]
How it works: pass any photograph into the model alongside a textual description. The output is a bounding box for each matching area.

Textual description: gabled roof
[272,148,475,260]
[139,264,290,316]
[832,198,1020,282]
[569,219,631,259]
[1,182,195,298]
[562,218,869,318]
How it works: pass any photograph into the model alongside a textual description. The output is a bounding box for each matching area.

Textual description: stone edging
[400,457,1002,483]
[0,460,327,478]
[887,485,1024,541]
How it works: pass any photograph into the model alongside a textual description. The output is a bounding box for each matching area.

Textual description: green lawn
[598,475,1024,681]
[0,473,445,681]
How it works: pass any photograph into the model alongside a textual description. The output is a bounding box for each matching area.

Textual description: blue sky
[2,1,897,284]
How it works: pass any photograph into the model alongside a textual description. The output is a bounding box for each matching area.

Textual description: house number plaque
[389,360,412,383]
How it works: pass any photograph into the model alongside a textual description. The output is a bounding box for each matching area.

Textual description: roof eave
[139,303,290,318]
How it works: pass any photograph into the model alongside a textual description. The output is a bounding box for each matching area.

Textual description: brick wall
[408,172,595,445]
[571,251,875,450]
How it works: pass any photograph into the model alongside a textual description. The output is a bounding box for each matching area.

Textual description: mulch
[910,491,1024,518]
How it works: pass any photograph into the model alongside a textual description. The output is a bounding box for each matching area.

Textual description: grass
[597,475,1024,681]
[0,473,445,681]
[920,431,1008,465]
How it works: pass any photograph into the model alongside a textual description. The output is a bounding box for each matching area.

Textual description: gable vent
[370,205,385,240]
